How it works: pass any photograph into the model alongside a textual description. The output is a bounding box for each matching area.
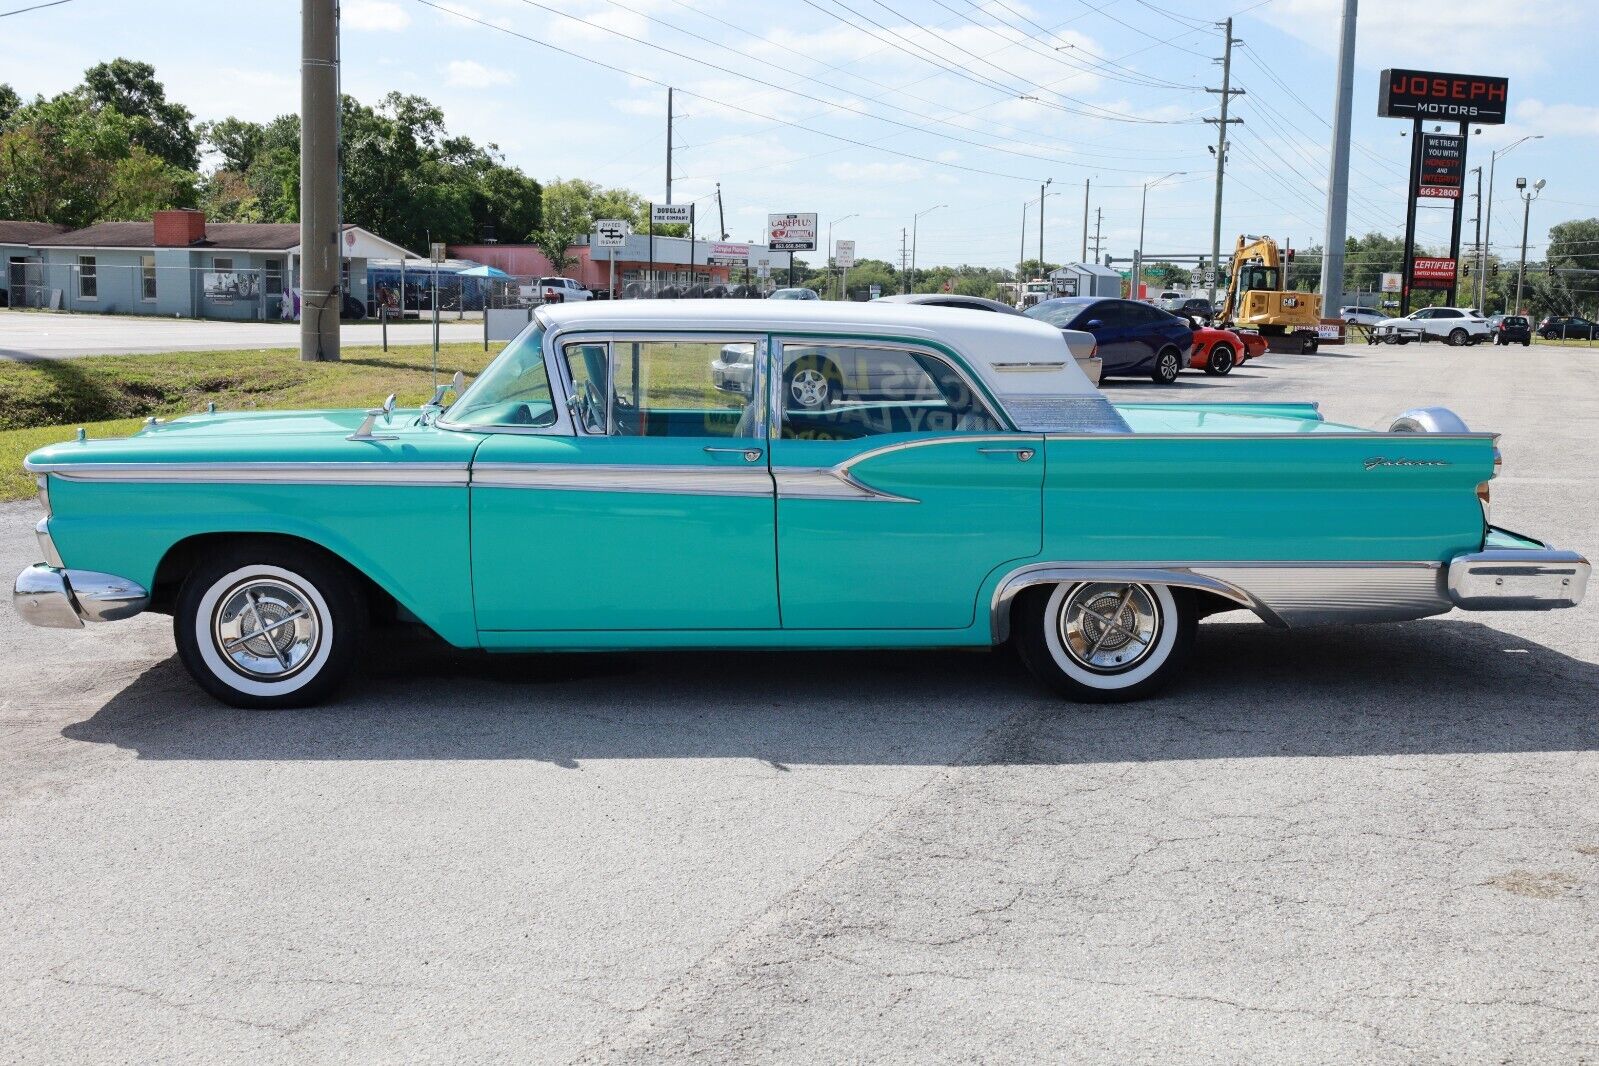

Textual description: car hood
[25,407,484,471]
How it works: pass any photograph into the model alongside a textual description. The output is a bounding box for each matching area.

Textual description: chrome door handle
[704,446,764,463]
[977,446,1035,462]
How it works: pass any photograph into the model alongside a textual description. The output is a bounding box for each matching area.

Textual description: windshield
[770,288,814,299]
[443,327,557,429]
[1024,298,1094,327]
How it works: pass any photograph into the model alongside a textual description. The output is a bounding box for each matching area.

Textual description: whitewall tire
[1014,582,1196,702]
[174,543,365,709]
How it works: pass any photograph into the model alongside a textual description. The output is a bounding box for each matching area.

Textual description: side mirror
[1084,319,1103,330]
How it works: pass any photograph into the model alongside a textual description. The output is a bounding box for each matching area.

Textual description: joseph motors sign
[1378,69,1508,124]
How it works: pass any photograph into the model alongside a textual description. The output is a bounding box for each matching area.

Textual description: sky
[2,0,1595,273]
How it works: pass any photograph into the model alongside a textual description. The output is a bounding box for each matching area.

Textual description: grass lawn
[1531,334,1599,348]
[0,342,503,502]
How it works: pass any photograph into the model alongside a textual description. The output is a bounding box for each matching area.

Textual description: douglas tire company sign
[1378,69,1508,124]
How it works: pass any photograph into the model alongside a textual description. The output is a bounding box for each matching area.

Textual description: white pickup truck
[1371,307,1490,346]
[520,277,593,305]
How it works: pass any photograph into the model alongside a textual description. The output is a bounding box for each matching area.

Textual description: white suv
[1371,307,1489,346]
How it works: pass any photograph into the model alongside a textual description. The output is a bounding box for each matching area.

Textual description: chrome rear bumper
[13,564,149,629]
[1447,548,1589,611]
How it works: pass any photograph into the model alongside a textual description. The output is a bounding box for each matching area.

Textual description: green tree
[0,83,20,128]
[105,145,196,218]
[0,93,139,226]
[82,59,198,171]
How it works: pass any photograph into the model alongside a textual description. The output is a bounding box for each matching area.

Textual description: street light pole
[1515,176,1544,315]
[1135,172,1184,302]
[1484,134,1542,311]
[908,203,946,294]
[1039,177,1052,269]
[1019,200,1029,280]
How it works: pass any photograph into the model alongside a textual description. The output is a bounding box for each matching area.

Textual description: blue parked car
[1025,297,1194,384]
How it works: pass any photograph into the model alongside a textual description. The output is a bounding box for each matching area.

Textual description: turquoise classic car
[14,301,1590,708]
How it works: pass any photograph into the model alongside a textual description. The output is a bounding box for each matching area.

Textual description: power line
[0,0,75,15]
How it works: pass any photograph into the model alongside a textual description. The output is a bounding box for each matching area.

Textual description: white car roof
[535,299,1102,407]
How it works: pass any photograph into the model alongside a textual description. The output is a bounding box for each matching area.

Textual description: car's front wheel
[1151,347,1182,384]
[1204,343,1235,375]
[1015,582,1195,702]
[174,542,366,709]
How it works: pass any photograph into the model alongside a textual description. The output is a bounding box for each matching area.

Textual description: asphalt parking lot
[0,309,484,359]
[2,338,1595,1062]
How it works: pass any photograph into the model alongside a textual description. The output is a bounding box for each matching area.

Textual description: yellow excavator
[1218,235,1323,353]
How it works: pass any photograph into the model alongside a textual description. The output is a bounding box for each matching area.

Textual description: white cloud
[444,60,514,89]
[1259,0,1576,73]
[1514,99,1599,138]
[343,0,411,32]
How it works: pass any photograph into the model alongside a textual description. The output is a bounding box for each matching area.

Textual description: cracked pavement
[1,340,1596,1062]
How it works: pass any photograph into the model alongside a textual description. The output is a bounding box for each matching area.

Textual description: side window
[1093,302,1131,328]
[563,342,609,433]
[605,339,759,438]
[1435,309,1460,319]
[779,343,1001,441]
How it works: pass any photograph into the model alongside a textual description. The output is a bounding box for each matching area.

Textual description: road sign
[768,212,817,251]
[1381,271,1403,293]
[834,239,856,270]
[756,258,770,278]
[868,283,881,299]
[594,219,630,248]
[651,203,692,225]
[429,242,446,264]
[1201,266,1216,287]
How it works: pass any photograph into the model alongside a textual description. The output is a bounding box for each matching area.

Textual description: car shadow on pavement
[60,616,1599,766]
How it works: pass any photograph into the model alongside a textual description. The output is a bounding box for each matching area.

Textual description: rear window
[538,278,567,287]
[1023,298,1094,327]
[1504,316,1528,326]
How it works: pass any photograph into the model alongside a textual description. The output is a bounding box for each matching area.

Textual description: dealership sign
[1381,272,1403,293]
[1411,257,1456,289]
[1378,69,1508,124]
[768,212,817,251]
[1417,132,1465,199]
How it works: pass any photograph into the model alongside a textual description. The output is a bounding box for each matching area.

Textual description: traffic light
[1462,262,1472,277]
[1491,263,1500,278]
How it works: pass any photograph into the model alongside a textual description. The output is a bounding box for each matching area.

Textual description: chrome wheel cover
[1057,583,1162,673]
[210,576,322,680]
[789,368,829,408]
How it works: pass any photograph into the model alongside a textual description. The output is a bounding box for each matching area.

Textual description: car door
[1075,301,1140,374]
[468,331,779,633]
[767,336,1043,631]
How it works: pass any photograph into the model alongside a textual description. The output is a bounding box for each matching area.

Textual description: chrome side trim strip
[1447,548,1589,610]
[23,461,471,486]
[471,462,773,497]
[1039,431,1500,441]
[772,467,915,503]
[989,560,1459,643]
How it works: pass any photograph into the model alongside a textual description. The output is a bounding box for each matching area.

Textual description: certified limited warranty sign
[1365,457,1454,469]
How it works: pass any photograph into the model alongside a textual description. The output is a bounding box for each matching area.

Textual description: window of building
[77,256,97,299]
[213,257,233,271]
[264,258,283,297]
[140,254,157,301]
[778,343,1000,440]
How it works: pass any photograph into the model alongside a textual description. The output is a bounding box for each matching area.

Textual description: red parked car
[1187,324,1266,376]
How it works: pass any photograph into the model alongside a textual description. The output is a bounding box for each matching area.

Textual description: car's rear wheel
[1204,343,1235,375]
[1014,582,1195,702]
[1448,328,1468,346]
[174,542,366,709]
[1151,347,1182,384]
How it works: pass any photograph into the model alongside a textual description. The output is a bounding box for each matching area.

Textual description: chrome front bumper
[13,564,149,629]
[1447,548,1590,611]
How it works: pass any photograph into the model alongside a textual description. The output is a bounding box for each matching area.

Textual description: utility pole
[1469,165,1483,309]
[715,182,726,240]
[1205,17,1244,308]
[665,87,673,204]
[900,228,908,293]
[1080,178,1090,261]
[1090,208,1104,263]
[299,0,340,362]
[1019,200,1029,279]
[1039,178,1051,269]
[1317,0,1357,317]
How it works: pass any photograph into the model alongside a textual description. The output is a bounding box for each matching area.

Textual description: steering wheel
[575,379,606,432]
